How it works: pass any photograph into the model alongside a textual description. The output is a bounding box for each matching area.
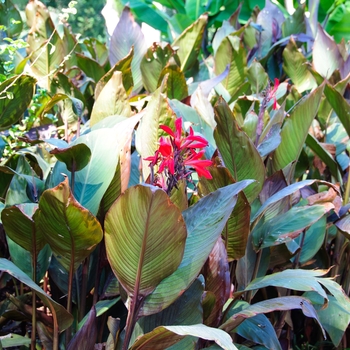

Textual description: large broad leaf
[135,81,174,180]
[90,71,132,126]
[312,24,343,79]
[271,83,324,173]
[130,324,237,350]
[50,144,91,172]
[324,83,350,138]
[1,204,43,255]
[0,0,23,37]
[283,38,317,93]
[109,7,147,93]
[0,258,73,332]
[252,205,328,250]
[172,15,208,71]
[246,59,268,94]
[185,0,207,21]
[140,180,253,316]
[214,36,246,97]
[104,184,187,299]
[214,97,265,203]
[34,177,103,272]
[199,166,250,260]
[220,296,324,335]
[0,75,36,130]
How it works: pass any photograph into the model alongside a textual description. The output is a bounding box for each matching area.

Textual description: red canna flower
[145,118,212,194]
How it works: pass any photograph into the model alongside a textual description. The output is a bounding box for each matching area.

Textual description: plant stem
[122,298,143,350]
[246,249,262,303]
[66,254,74,346]
[79,256,89,322]
[31,237,37,350]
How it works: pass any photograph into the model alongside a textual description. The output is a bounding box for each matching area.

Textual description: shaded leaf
[0,75,36,130]
[76,54,105,83]
[34,177,103,272]
[246,60,268,94]
[0,258,73,331]
[0,0,23,37]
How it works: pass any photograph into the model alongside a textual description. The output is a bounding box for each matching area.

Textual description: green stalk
[246,249,262,303]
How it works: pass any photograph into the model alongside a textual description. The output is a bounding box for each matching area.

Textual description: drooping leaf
[220,296,324,336]
[172,14,208,71]
[109,7,147,93]
[271,83,324,173]
[90,71,131,126]
[140,180,253,316]
[105,185,187,301]
[95,48,134,98]
[252,205,328,250]
[303,292,350,347]
[0,75,36,130]
[313,24,343,79]
[1,204,43,255]
[214,36,246,96]
[214,97,265,203]
[50,144,91,172]
[0,258,73,331]
[130,324,237,350]
[283,38,317,93]
[199,166,250,260]
[34,177,103,272]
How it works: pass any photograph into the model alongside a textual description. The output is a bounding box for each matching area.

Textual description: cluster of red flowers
[145,118,212,194]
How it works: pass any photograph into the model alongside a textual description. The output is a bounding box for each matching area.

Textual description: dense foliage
[1,0,350,349]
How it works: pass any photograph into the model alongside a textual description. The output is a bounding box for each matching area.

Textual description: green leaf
[0,334,31,348]
[1,203,43,254]
[246,60,268,94]
[95,48,134,98]
[252,205,327,250]
[281,5,306,37]
[172,14,208,71]
[199,166,250,260]
[312,24,343,79]
[271,83,324,173]
[130,324,237,350]
[324,83,350,138]
[0,75,36,130]
[105,185,187,298]
[185,0,207,21]
[0,258,73,331]
[50,143,91,172]
[76,54,105,83]
[140,180,253,316]
[214,97,265,203]
[220,296,324,336]
[0,0,23,37]
[109,7,147,93]
[214,36,246,96]
[35,177,103,272]
[90,71,131,126]
[283,38,317,93]
[303,292,350,347]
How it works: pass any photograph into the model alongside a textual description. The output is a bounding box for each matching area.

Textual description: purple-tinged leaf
[109,7,147,93]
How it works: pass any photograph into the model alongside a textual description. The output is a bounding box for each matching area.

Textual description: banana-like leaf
[172,15,208,71]
[130,324,237,350]
[34,178,103,272]
[50,144,91,172]
[199,166,250,260]
[0,0,22,37]
[246,59,268,94]
[109,7,147,93]
[271,83,324,173]
[105,185,187,298]
[0,258,73,331]
[140,180,253,316]
[0,75,36,130]
[214,97,265,203]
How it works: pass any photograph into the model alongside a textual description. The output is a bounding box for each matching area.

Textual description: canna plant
[1,0,350,349]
